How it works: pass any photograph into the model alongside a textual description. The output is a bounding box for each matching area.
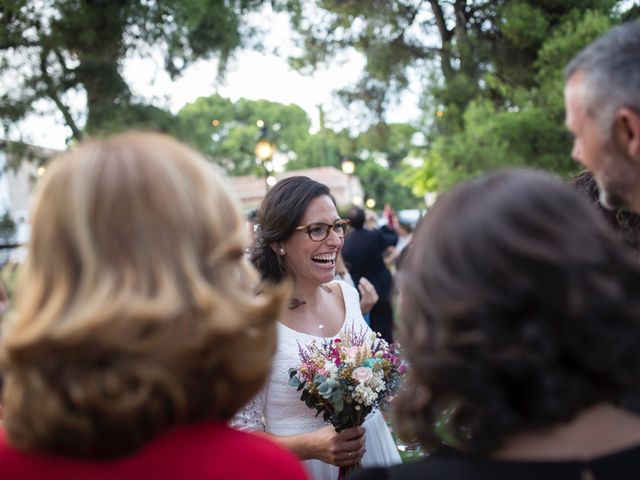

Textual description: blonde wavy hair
[0,132,288,458]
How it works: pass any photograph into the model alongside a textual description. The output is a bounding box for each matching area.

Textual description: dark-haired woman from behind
[356,169,640,480]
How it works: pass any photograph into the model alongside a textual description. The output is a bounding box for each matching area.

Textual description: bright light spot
[256,119,264,128]
[37,167,46,176]
[424,192,438,207]
[211,119,220,126]
[411,131,426,146]
[366,198,376,209]
[266,175,277,187]
[255,139,274,160]
[341,160,355,175]
[352,195,363,206]
[436,110,444,118]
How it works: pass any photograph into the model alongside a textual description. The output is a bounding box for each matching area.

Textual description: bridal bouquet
[288,326,405,478]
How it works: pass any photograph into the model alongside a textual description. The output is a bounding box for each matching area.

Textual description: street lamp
[255,121,275,191]
[255,139,274,162]
[341,159,355,175]
[341,159,355,205]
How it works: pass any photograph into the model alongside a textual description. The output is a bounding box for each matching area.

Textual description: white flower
[324,361,338,377]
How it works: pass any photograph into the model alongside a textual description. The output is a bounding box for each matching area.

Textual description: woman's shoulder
[352,458,530,480]
[355,442,640,480]
[352,460,463,480]
[331,280,368,328]
[331,279,360,308]
[0,422,308,480]
[222,426,305,470]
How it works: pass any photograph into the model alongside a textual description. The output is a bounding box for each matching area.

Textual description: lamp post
[255,120,275,192]
[341,159,355,206]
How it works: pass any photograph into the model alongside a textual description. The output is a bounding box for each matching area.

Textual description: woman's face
[282,195,343,287]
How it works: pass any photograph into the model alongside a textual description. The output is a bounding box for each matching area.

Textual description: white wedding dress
[231,280,401,480]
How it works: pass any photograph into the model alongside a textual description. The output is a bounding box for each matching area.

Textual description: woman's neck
[289,282,331,309]
[492,403,640,461]
[281,281,343,337]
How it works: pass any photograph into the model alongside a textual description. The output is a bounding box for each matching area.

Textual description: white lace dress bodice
[231,281,401,480]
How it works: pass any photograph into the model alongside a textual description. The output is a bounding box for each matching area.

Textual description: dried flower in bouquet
[288,326,405,478]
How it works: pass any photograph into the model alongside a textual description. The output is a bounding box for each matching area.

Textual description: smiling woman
[232,176,401,480]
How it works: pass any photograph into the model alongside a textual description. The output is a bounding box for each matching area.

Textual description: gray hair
[565,22,640,135]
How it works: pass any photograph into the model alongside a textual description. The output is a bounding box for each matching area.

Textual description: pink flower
[346,346,361,359]
[352,366,373,383]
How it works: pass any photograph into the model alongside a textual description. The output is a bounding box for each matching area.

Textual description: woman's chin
[315,268,336,285]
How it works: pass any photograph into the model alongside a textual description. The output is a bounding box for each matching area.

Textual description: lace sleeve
[229,387,266,432]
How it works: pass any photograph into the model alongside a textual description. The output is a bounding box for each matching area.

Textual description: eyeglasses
[295,219,351,242]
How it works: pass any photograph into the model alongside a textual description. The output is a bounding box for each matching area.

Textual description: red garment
[0,421,308,480]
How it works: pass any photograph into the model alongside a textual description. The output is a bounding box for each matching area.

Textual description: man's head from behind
[347,206,366,230]
[565,22,640,212]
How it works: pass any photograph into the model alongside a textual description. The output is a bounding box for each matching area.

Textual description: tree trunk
[73,0,131,134]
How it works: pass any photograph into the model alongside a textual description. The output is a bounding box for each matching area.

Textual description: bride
[232,176,401,479]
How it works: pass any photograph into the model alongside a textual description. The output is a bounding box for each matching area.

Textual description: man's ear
[614,107,640,159]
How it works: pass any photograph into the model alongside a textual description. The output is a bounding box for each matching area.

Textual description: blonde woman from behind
[0,132,307,480]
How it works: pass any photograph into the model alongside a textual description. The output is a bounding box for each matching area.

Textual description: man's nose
[571,142,582,163]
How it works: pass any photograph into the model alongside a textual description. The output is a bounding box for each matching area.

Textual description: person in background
[245,208,260,253]
[382,204,395,230]
[342,207,397,342]
[569,169,640,414]
[564,22,640,213]
[384,220,413,273]
[335,253,379,320]
[0,132,307,480]
[357,169,640,480]
[233,176,401,480]
[364,209,379,230]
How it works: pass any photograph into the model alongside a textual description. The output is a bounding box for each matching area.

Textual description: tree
[0,212,15,245]
[281,1,635,190]
[0,0,270,141]
[175,93,422,209]
[354,158,423,210]
[416,8,616,190]
[175,94,313,175]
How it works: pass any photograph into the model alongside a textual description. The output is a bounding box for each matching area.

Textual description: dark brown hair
[251,176,332,283]
[396,169,640,454]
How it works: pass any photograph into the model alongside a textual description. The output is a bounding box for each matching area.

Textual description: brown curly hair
[0,132,288,458]
[395,169,640,454]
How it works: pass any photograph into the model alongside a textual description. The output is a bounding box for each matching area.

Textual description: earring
[279,248,285,255]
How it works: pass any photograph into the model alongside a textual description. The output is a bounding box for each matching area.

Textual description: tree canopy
[0,0,269,141]
[175,93,424,208]
[4,1,638,206]
[175,94,312,175]
[283,0,637,190]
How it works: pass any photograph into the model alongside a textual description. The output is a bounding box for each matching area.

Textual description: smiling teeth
[313,254,336,261]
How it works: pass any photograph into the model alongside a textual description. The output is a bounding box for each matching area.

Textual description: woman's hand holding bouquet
[288,326,405,478]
